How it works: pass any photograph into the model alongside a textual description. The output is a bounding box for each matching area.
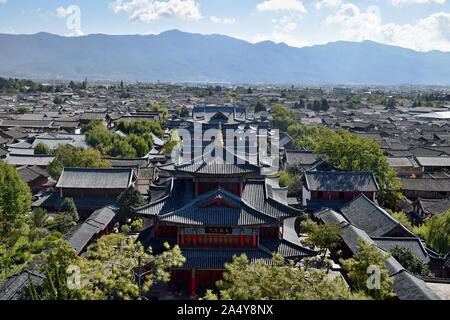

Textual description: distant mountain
[0,30,450,85]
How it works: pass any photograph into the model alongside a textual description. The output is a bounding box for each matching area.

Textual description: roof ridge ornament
[216,123,224,149]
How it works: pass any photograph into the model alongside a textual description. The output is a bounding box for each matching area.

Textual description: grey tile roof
[304,171,380,192]
[387,157,419,167]
[285,150,319,166]
[340,194,414,237]
[416,157,450,167]
[137,179,301,224]
[175,147,260,176]
[17,166,49,183]
[417,198,450,216]
[260,240,316,259]
[392,271,441,300]
[56,168,134,189]
[372,237,430,264]
[159,189,278,226]
[401,178,450,192]
[180,248,274,269]
[317,210,440,300]
[4,154,55,166]
[0,269,44,300]
[65,206,116,255]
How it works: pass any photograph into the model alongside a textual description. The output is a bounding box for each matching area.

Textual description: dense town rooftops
[56,168,134,189]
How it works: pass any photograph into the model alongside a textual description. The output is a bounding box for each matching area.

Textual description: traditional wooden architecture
[302,171,380,209]
[135,140,316,297]
[34,168,135,218]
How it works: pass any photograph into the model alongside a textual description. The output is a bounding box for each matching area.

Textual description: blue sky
[1,0,450,51]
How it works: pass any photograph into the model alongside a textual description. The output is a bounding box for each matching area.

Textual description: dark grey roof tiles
[180,248,273,269]
[401,178,450,191]
[56,168,134,189]
[392,271,441,300]
[260,240,316,258]
[372,237,430,264]
[417,198,450,216]
[66,206,116,255]
[340,194,414,237]
[304,171,380,192]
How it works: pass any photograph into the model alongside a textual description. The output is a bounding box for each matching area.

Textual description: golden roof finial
[216,123,224,149]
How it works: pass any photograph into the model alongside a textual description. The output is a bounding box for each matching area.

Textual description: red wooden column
[195,181,200,197]
[191,269,196,297]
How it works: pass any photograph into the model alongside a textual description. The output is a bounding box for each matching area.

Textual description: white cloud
[272,16,298,32]
[315,0,342,10]
[210,16,236,25]
[112,0,202,22]
[390,0,446,6]
[56,6,71,18]
[256,0,307,13]
[326,2,450,51]
[0,0,7,4]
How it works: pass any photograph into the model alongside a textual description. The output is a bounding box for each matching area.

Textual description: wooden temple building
[136,109,316,296]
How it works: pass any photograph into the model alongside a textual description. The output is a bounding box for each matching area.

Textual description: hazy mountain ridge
[1,30,450,84]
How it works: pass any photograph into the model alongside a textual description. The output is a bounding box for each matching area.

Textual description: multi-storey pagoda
[135,121,316,296]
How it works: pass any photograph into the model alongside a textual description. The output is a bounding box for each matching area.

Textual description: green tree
[32,208,49,229]
[48,145,111,180]
[127,135,151,158]
[304,222,342,261]
[0,162,32,236]
[413,210,450,254]
[117,186,146,223]
[278,171,293,188]
[254,100,266,113]
[34,143,53,155]
[30,240,81,300]
[76,234,185,300]
[390,211,414,231]
[340,240,395,300]
[60,198,79,223]
[271,104,297,133]
[204,254,367,300]
[390,246,431,277]
[288,125,403,207]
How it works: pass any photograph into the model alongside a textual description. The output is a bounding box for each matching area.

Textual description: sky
[1,0,450,52]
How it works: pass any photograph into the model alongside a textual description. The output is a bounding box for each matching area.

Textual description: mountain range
[1,29,450,85]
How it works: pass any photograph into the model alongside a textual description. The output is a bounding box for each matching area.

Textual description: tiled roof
[56,168,134,189]
[416,157,450,167]
[417,198,450,216]
[315,209,440,300]
[4,154,55,166]
[340,194,414,237]
[401,178,450,191]
[0,269,44,301]
[373,237,430,264]
[65,206,116,255]
[175,147,260,176]
[137,179,301,223]
[304,171,380,192]
[393,271,440,300]
[180,248,273,269]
